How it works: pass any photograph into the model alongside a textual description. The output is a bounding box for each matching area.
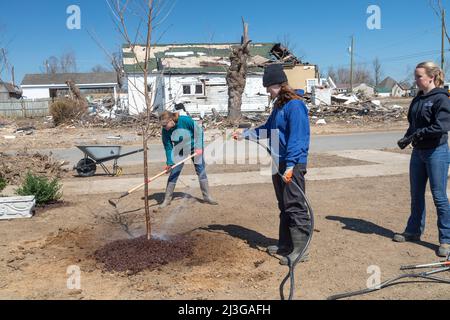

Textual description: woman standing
[160,111,218,208]
[233,64,311,266]
[395,62,450,258]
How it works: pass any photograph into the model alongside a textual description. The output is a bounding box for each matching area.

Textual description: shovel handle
[125,153,197,195]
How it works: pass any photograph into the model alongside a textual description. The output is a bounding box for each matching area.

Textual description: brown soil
[0,173,449,300]
[0,151,70,184]
[94,235,194,274]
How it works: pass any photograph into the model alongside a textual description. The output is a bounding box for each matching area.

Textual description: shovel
[108,153,197,208]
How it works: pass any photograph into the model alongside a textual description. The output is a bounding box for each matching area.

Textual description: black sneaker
[393,232,421,243]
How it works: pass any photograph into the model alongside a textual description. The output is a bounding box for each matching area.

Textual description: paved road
[38,131,405,167]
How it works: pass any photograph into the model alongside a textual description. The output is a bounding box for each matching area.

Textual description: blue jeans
[168,155,207,184]
[406,143,450,244]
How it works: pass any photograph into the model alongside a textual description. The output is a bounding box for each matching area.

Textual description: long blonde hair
[416,61,445,88]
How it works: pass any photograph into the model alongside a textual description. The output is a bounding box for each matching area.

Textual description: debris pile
[196,109,268,131]
[94,235,194,274]
[309,95,408,124]
[0,151,69,185]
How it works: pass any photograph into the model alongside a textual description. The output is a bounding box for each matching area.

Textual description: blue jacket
[242,99,310,167]
[162,116,204,165]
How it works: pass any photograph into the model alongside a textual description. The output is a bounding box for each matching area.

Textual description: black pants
[272,162,311,235]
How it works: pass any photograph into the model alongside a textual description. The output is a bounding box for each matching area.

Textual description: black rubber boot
[267,214,292,255]
[279,227,309,266]
[159,182,176,209]
[199,179,218,205]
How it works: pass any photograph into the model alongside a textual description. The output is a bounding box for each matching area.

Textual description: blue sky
[0,0,448,84]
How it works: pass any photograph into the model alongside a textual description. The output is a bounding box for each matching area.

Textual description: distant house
[353,83,375,96]
[330,82,375,96]
[21,72,119,101]
[0,81,22,100]
[376,77,409,97]
[398,81,412,97]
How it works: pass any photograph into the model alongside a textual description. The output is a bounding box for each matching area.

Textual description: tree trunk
[227,20,251,122]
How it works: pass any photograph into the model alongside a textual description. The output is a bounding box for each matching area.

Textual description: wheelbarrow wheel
[76,158,97,177]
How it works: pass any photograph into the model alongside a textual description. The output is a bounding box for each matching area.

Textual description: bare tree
[327,67,337,82]
[332,65,374,86]
[87,28,125,88]
[0,25,13,82]
[60,51,77,73]
[42,51,77,74]
[227,18,251,121]
[42,56,60,74]
[373,57,382,87]
[92,64,110,73]
[106,0,175,240]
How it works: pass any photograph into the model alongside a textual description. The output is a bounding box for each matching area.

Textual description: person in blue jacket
[395,61,450,258]
[159,111,218,208]
[233,64,311,266]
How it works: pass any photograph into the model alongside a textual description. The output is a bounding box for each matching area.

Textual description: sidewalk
[59,150,413,195]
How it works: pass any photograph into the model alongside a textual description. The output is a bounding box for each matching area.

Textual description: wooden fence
[0,99,51,117]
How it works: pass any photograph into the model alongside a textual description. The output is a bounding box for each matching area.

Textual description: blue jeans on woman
[405,143,450,244]
[168,155,207,184]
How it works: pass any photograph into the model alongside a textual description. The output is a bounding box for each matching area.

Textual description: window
[195,84,204,95]
[183,85,191,95]
[182,83,204,96]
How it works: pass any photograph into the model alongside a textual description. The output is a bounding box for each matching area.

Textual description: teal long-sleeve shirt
[162,115,204,165]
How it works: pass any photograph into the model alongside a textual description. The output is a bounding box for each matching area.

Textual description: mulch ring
[94,235,194,274]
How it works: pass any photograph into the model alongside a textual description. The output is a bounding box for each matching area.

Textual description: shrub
[16,172,62,205]
[49,99,87,126]
[0,177,6,192]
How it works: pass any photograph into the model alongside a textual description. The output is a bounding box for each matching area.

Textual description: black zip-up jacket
[405,88,450,149]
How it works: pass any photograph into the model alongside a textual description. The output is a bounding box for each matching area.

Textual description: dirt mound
[94,235,194,274]
[0,151,68,185]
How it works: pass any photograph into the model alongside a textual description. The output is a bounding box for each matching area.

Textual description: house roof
[122,43,276,74]
[21,72,118,86]
[0,81,22,95]
[398,81,412,90]
[377,77,397,90]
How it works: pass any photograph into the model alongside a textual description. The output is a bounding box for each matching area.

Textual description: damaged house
[124,43,275,115]
[0,81,22,101]
[123,43,319,115]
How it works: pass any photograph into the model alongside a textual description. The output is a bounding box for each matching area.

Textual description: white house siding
[21,87,50,99]
[392,84,407,97]
[127,74,269,115]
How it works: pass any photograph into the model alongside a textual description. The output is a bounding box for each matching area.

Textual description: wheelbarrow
[74,146,144,177]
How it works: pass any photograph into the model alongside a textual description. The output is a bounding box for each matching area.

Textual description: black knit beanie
[263,64,288,87]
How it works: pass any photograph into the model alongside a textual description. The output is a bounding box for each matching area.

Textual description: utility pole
[442,8,446,71]
[350,36,354,92]
[12,66,15,86]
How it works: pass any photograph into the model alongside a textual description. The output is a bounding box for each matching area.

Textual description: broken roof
[398,81,412,90]
[0,81,22,94]
[21,72,118,86]
[122,43,275,74]
[377,77,398,90]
